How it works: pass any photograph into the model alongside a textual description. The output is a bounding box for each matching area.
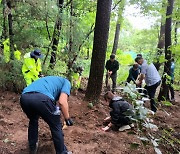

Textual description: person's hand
[104,116,111,122]
[65,118,73,126]
[101,126,110,131]
[109,71,112,75]
[136,80,142,86]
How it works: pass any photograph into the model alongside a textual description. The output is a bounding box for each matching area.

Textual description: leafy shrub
[0,60,25,93]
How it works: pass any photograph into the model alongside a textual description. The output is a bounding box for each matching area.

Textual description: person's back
[23,76,71,101]
[110,97,133,126]
[141,60,161,86]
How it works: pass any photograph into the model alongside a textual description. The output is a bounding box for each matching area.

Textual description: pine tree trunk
[85,0,112,101]
[174,21,179,45]
[112,23,120,54]
[1,0,8,39]
[158,0,174,101]
[49,0,64,69]
[154,23,165,70]
[7,0,14,60]
[112,0,125,54]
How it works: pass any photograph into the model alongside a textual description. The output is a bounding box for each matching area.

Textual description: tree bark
[1,0,8,39]
[112,0,125,54]
[85,0,112,101]
[49,0,64,69]
[154,23,165,70]
[174,21,179,45]
[158,0,174,101]
[7,0,14,60]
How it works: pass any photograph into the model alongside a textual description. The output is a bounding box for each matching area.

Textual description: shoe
[67,152,73,154]
[118,125,131,132]
[29,142,38,154]
[130,123,134,128]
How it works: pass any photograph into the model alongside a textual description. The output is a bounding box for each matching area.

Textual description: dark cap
[110,54,115,59]
[30,49,43,58]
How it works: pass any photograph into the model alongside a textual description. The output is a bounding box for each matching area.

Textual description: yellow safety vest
[22,53,42,86]
[2,38,10,63]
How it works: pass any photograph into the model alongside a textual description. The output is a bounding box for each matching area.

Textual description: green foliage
[0,60,25,93]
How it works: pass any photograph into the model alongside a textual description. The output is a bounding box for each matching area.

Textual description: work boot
[29,142,38,154]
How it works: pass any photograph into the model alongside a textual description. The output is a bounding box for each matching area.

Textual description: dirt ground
[0,90,179,154]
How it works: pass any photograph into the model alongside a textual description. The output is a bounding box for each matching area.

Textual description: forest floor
[0,90,180,154]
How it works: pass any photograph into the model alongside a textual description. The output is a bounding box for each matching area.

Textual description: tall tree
[49,0,64,69]
[85,0,112,101]
[112,0,126,54]
[7,0,14,60]
[154,21,165,71]
[158,0,174,101]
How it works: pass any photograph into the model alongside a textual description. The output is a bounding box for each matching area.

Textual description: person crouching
[102,91,134,132]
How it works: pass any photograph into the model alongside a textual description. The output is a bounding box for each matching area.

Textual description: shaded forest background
[0,0,179,100]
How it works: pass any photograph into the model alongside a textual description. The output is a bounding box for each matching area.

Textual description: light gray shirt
[141,60,161,86]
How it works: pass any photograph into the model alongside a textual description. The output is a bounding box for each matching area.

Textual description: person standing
[105,54,119,93]
[135,57,161,112]
[20,76,73,154]
[22,49,43,86]
[169,58,175,102]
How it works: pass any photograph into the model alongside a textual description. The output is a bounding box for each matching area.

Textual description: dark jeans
[106,73,117,92]
[169,80,174,100]
[145,81,161,112]
[20,92,68,154]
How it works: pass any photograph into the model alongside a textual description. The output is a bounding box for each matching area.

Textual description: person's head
[132,63,139,70]
[30,49,43,60]
[104,91,114,102]
[137,54,142,58]
[135,56,143,65]
[110,54,115,62]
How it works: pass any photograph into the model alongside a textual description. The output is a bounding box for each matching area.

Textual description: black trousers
[169,80,175,100]
[145,81,161,112]
[106,73,117,92]
[20,92,68,154]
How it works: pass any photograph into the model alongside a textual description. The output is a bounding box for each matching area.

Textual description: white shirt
[141,60,161,86]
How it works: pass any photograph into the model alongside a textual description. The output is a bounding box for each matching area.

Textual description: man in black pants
[135,57,161,112]
[20,76,73,154]
[105,54,119,93]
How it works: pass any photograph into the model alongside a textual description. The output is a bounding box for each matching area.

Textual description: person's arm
[58,93,70,119]
[129,68,135,82]
[111,61,119,74]
[110,102,121,124]
[105,60,109,71]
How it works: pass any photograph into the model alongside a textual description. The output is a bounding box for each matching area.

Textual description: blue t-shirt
[22,76,71,101]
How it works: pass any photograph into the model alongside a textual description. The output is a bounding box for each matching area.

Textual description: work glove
[65,118,73,126]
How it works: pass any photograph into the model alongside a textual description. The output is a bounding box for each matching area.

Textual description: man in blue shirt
[20,76,73,154]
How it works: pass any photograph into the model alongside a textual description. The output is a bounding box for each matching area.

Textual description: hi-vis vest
[22,53,42,85]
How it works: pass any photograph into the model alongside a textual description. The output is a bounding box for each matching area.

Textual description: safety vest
[22,53,42,86]
[2,38,10,63]
[14,49,21,60]
[72,72,81,89]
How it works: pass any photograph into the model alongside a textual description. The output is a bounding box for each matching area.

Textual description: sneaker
[67,152,73,154]
[130,123,134,128]
[29,142,38,154]
[118,125,131,132]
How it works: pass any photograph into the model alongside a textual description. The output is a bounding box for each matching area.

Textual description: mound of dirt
[0,91,179,154]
